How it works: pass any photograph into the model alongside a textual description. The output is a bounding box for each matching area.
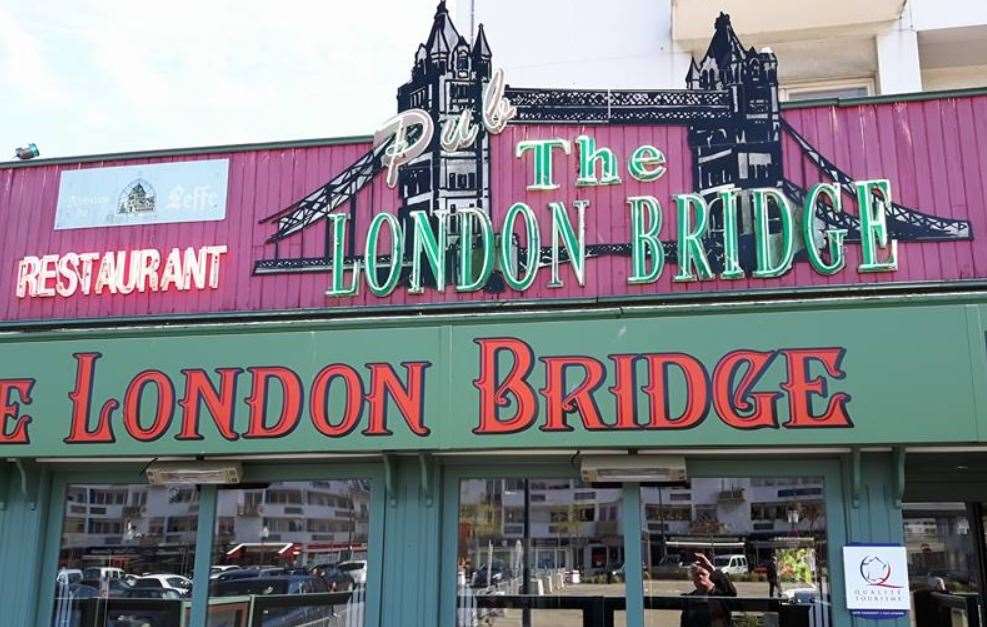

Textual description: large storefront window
[52,483,195,626]
[208,479,371,626]
[456,478,624,625]
[640,476,830,627]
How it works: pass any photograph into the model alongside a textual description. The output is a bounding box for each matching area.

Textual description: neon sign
[15,245,228,299]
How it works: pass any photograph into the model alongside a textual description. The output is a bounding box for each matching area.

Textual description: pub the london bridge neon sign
[255,4,972,295]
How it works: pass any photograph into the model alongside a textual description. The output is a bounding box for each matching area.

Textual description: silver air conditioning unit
[146,461,242,485]
[580,454,687,483]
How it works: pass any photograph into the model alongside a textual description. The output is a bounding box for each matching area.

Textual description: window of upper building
[781,78,875,102]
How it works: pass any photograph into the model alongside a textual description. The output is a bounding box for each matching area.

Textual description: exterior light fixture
[580,454,687,483]
[15,143,39,160]
[145,461,242,485]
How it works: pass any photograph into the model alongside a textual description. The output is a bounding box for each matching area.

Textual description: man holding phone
[680,553,738,627]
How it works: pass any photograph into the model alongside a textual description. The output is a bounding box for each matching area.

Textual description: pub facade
[2,4,987,626]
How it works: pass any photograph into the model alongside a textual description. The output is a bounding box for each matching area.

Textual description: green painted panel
[0,302,979,457]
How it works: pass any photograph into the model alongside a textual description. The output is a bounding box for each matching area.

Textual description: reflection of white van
[82,567,125,581]
[714,555,749,575]
[338,560,368,586]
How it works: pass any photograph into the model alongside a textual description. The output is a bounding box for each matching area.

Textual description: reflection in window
[456,478,624,626]
[207,480,371,626]
[52,483,194,626]
[641,477,830,627]
[904,502,978,592]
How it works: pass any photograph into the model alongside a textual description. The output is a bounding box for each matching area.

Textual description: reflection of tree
[691,510,723,536]
[461,502,501,539]
[555,504,583,538]
[777,548,813,584]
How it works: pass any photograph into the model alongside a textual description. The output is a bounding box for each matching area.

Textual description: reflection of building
[215,480,371,566]
[60,485,198,575]
[904,502,975,584]
[642,477,826,567]
[62,485,199,549]
[459,479,624,576]
[60,481,371,573]
[458,476,827,578]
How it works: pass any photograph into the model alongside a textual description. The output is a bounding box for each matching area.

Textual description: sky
[0,0,458,161]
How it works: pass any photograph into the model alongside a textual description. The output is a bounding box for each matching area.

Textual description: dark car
[215,567,285,582]
[79,577,132,597]
[211,575,329,597]
[609,561,649,583]
[310,563,355,592]
[54,583,100,600]
[650,555,690,579]
[472,562,511,588]
[212,576,343,627]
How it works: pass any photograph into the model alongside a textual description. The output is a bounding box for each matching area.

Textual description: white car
[713,554,749,576]
[338,560,368,586]
[82,566,126,581]
[56,568,83,585]
[132,574,192,596]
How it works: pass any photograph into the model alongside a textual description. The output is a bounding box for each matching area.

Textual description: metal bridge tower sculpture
[255,4,971,278]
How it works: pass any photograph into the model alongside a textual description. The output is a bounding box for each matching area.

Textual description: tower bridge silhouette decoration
[254,3,972,290]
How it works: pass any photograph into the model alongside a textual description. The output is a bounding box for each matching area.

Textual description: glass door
[454,476,628,626]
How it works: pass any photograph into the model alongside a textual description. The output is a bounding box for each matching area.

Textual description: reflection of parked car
[56,569,83,585]
[56,583,99,599]
[83,566,126,581]
[472,561,511,588]
[212,575,329,597]
[80,577,132,597]
[210,565,241,579]
[338,560,368,586]
[783,586,819,604]
[123,587,183,600]
[310,563,355,591]
[213,576,340,627]
[132,575,192,597]
[609,562,648,583]
[214,567,285,582]
[651,556,690,579]
[713,554,749,576]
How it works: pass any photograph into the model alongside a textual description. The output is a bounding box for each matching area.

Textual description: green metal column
[621,483,644,627]
[0,462,53,627]
[843,452,908,627]
[380,456,443,627]
[189,484,218,626]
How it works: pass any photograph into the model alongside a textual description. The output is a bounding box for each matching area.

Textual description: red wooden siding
[1,95,986,323]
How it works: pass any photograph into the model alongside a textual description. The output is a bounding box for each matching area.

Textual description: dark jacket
[680,570,738,627]
[765,560,779,583]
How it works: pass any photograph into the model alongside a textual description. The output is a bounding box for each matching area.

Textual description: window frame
[37,461,386,627]
[779,77,875,102]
